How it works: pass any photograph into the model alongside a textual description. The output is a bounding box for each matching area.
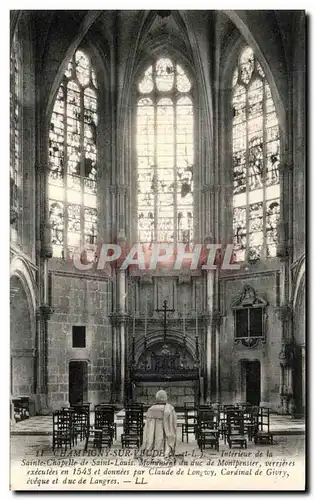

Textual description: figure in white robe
[142,390,177,455]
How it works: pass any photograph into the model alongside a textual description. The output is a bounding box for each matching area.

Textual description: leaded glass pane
[239,47,254,84]
[84,207,97,245]
[139,66,154,94]
[232,46,280,261]
[49,49,98,257]
[176,65,191,92]
[232,68,238,87]
[233,207,247,262]
[75,50,90,87]
[156,58,174,91]
[49,200,64,255]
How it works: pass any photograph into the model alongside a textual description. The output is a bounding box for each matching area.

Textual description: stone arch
[10,260,37,396]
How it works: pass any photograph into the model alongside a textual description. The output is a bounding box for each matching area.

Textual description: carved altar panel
[134,341,198,381]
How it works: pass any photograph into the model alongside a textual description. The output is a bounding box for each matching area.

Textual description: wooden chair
[182,412,197,443]
[52,410,73,451]
[95,408,116,439]
[254,407,274,445]
[84,425,103,451]
[243,406,259,441]
[196,409,219,451]
[71,404,90,442]
[197,420,220,452]
[226,411,247,449]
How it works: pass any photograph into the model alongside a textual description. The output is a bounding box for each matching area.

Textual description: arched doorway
[10,275,35,396]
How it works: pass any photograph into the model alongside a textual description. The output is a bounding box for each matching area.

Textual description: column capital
[117,184,128,195]
[36,304,54,320]
[109,312,130,326]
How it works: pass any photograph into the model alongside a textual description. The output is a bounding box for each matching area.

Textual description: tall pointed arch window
[137,58,194,245]
[232,46,280,262]
[48,49,98,259]
[10,30,22,236]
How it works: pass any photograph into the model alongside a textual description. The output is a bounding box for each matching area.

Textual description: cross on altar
[156,300,175,342]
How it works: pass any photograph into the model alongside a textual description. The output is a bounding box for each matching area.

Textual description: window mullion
[174,95,177,245]
[247,308,250,338]
[245,81,250,262]
[262,76,267,258]
[80,86,85,253]
[64,79,68,259]
[154,104,158,242]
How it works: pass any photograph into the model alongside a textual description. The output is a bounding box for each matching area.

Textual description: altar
[127,300,202,408]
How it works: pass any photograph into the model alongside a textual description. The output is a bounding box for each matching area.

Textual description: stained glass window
[232,46,280,262]
[10,31,22,235]
[48,49,98,259]
[137,58,194,245]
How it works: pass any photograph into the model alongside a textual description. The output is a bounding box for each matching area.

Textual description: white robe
[142,403,177,455]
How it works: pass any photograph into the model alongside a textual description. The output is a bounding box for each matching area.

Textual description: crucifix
[156,300,175,342]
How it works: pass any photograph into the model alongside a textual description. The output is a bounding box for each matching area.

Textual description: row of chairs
[182,403,274,451]
[53,405,90,451]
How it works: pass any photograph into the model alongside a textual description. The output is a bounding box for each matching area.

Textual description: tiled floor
[11,411,305,436]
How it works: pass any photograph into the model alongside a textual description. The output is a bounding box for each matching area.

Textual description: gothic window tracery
[10,31,22,235]
[232,46,280,262]
[136,58,194,246]
[48,49,98,260]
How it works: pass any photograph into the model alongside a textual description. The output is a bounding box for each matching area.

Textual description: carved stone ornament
[276,304,293,322]
[232,284,267,308]
[279,342,296,367]
[235,338,260,349]
[37,304,54,320]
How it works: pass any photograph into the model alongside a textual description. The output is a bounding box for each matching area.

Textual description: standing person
[142,390,177,456]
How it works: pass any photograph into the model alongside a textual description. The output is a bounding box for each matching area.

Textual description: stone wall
[47,272,112,410]
[219,272,282,411]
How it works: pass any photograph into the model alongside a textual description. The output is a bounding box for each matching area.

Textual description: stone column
[109,312,117,403]
[35,303,53,411]
[213,310,223,402]
[204,270,215,402]
[260,359,269,407]
[301,344,305,413]
[36,147,53,412]
[276,162,294,414]
[117,268,128,405]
